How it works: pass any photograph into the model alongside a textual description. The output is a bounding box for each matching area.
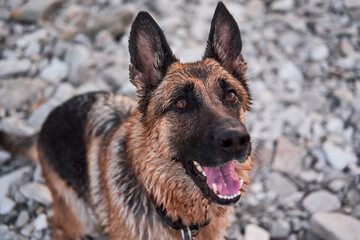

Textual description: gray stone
[20,182,52,206]
[265,172,297,199]
[310,212,360,240]
[85,9,134,39]
[323,141,357,170]
[0,197,16,215]
[33,213,48,231]
[272,136,301,176]
[40,58,68,83]
[0,117,36,135]
[299,170,322,183]
[95,30,115,50]
[244,224,270,240]
[65,45,92,85]
[328,179,346,192]
[282,191,304,209]
[271,0,294,11]
[10,0,63,23]
[0,59,32,79]
[20,223,34,237]
[15,210,29,227]
[0,224,27,240]
[270,219,291,239]
[281,106,306,128]
[103,65,128,87]
[24,41,41,57]
[0,78,47,109]
[0,166,32,198]
[326,118,344,134]
[0,150,11,164]
[302,190,341,214]
[310,42,330,61]
[16,29,48,48]
[345,188,360,208]
[343,0,360,8]
[278,62,304,82]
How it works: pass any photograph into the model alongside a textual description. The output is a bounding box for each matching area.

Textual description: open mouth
[187,160,244,205]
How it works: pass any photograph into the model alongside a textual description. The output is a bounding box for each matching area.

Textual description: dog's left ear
[204,2,247,79]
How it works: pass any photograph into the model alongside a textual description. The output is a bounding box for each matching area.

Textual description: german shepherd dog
[0,2,253,240]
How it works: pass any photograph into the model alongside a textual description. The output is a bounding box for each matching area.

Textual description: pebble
[272,136,302,176]
[265,172,297,199]
[310,212,360,240]
[0,166,32,198]
[10,0,63,23]
[323,141,357,170]
[244,224,270,240]
[15,210,30,227]
[0,78,47,110]
[270,219,291,239]
[271,0,294,11]
[302,190,341,214]
[278,62,304,82]
[15,29,48,48]
[326,117,344,134]
[310,42,330,61]
[40,58,68,84]
[65,45,92,85]
[33,213,48,231]
[0,150,11,164]
[0,197,16,215]
[19,182,53,206]
[0,59,32,79]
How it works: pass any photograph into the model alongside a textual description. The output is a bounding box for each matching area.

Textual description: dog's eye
[226,90,237,102]
[176,99,188,110]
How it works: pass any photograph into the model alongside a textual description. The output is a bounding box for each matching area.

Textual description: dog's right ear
[128,12,177,96]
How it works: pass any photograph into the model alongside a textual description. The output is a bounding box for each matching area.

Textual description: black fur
[38,93,101,199]
[115,136,147,218]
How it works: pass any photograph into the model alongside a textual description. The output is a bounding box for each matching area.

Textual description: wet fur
[0,2,253,240]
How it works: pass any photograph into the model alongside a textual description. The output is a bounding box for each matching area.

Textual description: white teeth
[193,161,204,174]
[239,179,244,189]
[202,171,206,177]
[212,183,218,194]
[216,190,242,200]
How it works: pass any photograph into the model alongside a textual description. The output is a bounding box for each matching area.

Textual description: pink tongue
[202,161,240,196]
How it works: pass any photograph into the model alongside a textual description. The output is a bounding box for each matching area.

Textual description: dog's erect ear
[204,2,246,79]
[129,12,177,93]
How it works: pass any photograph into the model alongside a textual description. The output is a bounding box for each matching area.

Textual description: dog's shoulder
[38,91,137,199]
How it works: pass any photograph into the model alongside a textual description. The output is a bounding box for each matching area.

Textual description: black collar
[155,202,210,230]
[149,193,210,237]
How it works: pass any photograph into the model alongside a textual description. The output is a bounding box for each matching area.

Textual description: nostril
[239,134,250,145]
[221,138,233,148]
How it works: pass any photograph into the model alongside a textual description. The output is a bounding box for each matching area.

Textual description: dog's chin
[183,159,245,206]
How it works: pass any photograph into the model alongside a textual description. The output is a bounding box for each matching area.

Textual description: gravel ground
[0,0,359,239]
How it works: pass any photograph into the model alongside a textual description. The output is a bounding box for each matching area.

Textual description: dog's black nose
[216,130,250,153]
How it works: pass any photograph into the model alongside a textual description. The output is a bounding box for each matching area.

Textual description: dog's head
[129,2,252,206]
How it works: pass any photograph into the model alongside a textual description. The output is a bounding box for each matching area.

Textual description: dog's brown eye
[176,99,188,110]
[226,90,237,102]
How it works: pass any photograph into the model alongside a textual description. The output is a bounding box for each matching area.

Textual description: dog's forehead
[162,59,240,90]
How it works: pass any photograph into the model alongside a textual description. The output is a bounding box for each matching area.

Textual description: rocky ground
[0,0,359,239]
